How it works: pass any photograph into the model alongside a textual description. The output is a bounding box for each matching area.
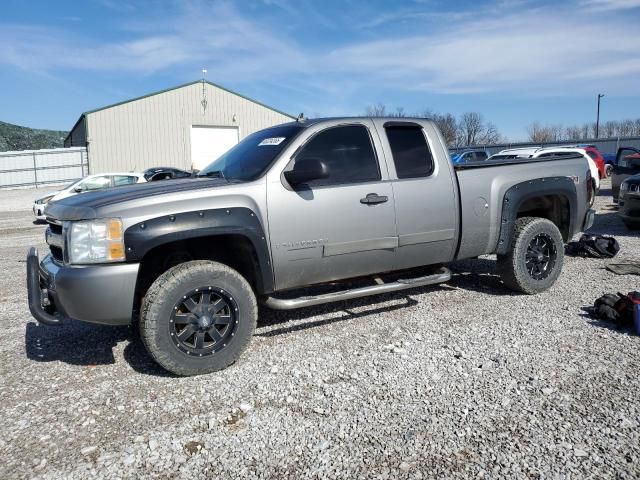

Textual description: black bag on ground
[592,292,634,325]
[565,234,619,258]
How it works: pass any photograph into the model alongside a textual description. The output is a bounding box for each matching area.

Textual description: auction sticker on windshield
[258,137,286,146]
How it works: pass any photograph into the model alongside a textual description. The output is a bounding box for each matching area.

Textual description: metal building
[65,80,295,173]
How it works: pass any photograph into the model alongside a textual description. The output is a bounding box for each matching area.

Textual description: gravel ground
[0,180,638,479]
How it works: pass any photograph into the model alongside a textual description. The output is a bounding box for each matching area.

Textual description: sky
[1,0,640,141]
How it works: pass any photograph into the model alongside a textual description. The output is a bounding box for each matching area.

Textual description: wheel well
[516,194,571,241]
[134,234,263,308]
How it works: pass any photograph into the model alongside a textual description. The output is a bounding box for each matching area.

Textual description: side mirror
[73,185,83,193]
[284,158,329,186]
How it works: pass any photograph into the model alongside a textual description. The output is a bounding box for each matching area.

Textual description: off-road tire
[140,260,257,376]
[497,217,564,295]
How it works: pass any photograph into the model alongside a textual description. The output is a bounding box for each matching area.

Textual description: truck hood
[44,177,229,221]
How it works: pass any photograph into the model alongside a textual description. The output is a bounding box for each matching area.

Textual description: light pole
[595,93,605,139]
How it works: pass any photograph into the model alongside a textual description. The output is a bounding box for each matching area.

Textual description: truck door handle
[360,193,388,205]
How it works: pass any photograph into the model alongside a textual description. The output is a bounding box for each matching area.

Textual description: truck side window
[385,126,434,178]
[295,125,380,186]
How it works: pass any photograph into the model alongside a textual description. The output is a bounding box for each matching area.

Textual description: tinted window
[586,151,597,160]
[474,151,488,161]
[199,124,304,181]
[618,149,640,168]
[113,175,138,186]
[149,172,173,181]
[80,176,111,191]
[385,126,434,178]
[295,125,380,186]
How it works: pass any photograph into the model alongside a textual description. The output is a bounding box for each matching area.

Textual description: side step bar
[264,267,451,310]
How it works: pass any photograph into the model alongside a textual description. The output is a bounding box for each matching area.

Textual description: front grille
[46,219,64,262]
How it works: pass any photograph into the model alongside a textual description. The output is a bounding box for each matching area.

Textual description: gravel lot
[0,180,638,479]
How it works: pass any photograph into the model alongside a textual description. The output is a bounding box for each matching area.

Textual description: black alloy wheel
[525,233,557,280]
[169,287,238,357]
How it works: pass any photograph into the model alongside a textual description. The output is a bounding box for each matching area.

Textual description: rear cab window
[384,124,434,178]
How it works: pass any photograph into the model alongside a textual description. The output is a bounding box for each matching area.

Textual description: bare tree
[527,122,566,142]
[619,119,635,137]
[433,113,458,146]
[363,104,502,147]
[458,112,500,146]
[365,103,387,117]
[391,106,406,118]
[365,104,407,118]
[603,120,619,138]
[565,125,582,140]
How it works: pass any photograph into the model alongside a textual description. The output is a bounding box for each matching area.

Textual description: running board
[264,267,451,310]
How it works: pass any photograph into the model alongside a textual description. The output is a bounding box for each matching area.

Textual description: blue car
[449,149,490,164]
[602,153,616,177]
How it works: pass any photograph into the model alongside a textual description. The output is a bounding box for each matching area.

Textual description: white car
[489,146,600,189]
[531,147,600,190]
[33,172,146,221]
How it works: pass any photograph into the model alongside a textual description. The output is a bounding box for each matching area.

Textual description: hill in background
[0,121,68,152]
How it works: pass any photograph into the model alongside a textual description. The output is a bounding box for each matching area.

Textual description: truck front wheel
[497,217,564,295]
[140,260,257,376]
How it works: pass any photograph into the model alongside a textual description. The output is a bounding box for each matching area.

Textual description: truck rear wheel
[140,260,257,376]
[497,217,564,295]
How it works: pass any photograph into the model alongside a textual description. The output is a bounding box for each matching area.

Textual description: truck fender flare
[123,207,274,293]
[495,177,577,255]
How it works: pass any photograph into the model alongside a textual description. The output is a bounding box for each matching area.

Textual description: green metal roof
[65,79,295,143]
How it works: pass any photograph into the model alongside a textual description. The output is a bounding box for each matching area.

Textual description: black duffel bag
[565,234,619,258]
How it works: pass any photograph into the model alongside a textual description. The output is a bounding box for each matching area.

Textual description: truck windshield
[198,124,304,181]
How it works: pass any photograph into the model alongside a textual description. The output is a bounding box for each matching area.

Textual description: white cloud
[0,0,639,99]
[322,6,640,95]
[579,0,640,11]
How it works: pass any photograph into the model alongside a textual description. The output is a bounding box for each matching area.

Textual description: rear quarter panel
[456,157,590,259]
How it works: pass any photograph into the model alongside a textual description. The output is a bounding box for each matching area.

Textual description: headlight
[621,183,629,192]
[68,218,125,264]
[36,195,54,205]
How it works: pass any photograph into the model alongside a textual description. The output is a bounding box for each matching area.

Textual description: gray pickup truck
[27,117,595,375]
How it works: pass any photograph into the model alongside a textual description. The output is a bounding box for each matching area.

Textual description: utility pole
[595,93,605,139]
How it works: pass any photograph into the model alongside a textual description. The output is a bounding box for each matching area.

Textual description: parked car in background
[487,147,540,160]
[32,173,146,221]
[532,147,600,191]
[603,153,617,177]
[611,147,640,202]
[489,146,598,191]
[143,167,194,182]
[449,149,490,164]
[574,145,606,179]
[618,173,640,229]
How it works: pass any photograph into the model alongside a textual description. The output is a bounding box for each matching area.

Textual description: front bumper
[32,203,46,220]
[26,247,139,326]
[619,194,640,225]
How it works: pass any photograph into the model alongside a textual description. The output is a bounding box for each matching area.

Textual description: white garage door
[190,126,239,171]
